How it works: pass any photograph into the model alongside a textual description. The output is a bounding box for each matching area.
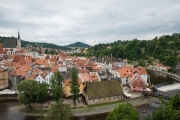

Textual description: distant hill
[66,42,91,49]
[0,36,71,50]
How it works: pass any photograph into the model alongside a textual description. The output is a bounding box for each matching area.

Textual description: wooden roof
[84,80,123,100]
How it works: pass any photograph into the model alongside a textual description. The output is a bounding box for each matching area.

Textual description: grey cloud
[0,0,180,46]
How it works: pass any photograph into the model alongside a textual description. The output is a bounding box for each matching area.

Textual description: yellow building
[64,78,83,97]
[0,69,9,90]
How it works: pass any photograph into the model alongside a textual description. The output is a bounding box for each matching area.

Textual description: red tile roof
[131,73,147,87]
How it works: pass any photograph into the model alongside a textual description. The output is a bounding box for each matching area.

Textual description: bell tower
[17,31,21,50]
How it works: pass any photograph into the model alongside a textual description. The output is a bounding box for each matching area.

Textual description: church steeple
[18,31,20,39]
[17,31,21,50]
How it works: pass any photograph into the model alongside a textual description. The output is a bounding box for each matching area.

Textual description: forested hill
[66,42,91,48]
[0,36,71,50]
[87,33,180,71]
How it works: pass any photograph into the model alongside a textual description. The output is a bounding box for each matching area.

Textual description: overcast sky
[0,0,180,46]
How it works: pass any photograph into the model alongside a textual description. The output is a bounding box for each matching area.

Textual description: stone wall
[87,95,123,105]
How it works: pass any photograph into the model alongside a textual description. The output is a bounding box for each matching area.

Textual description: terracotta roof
[51,65,59,73]
[40,71,49,78]
[26,74,38,80]
[90,73,99,81]
[131,73,147,87]
[32,68,42,74]
[34,59,48,65]
[79,73,91,82]
[0,44,3,49]
[64,78,82,86]
[11,64,33,77]
[0,48,8,54]
[118,67,138,78]
[78,68,89,73]
[137,66,147,75]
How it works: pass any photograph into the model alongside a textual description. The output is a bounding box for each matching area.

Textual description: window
[109,98,110,100]
[133,87,135,88]
[93,100,95,102]
[99,99,100,101]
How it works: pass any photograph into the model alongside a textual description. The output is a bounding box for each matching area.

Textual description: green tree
[106,102,140,120]
[51,70,64,102]
[36,83,49,109]
[17,80,38,109]
[70,67,80,106]
[39,100,73,120]
[144,94,180,120]
[138,59,146,67]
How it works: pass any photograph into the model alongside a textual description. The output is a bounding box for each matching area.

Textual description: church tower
[17,31,21,50]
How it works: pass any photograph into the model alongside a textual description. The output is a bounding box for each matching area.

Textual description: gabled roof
[84,80,123,100]
[79,73,91,82]
[11,64,32,77]
[118,67,137,78]
[34,59,48,65]
[137,66,147,75]
[131,73,147,87]
[3,38,17,48]
[26,74,38,80]
[90,73,99,81]
[40,71,49,78]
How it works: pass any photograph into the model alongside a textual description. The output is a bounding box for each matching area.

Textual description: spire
[18,31,20,39]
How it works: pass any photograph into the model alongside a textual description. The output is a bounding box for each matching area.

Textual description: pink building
[130,73,147,92]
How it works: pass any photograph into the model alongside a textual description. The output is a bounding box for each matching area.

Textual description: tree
[36,83,49,109]
[17,80,38,109]
[51,70,64,102]
[70,67,80,106]
[138,59,146,67]
[106,102,140,120]
[39,100,73,120]
[144,94,180,120]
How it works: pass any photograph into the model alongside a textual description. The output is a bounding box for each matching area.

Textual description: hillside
[87,33,180,72]
[0,36,71,50]
[66,42,91,49]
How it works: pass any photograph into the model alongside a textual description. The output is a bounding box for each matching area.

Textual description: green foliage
[51,71,64,102]
[70,67,80,105]
[87,33,180,72]
[36,83,49,109]
[39,100,73,120]
[106,102,140,120]
[17,80,39,109]
[144,94,180,120]
[138,59,146,67]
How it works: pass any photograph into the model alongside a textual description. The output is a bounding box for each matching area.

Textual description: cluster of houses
[0,32,151,105]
